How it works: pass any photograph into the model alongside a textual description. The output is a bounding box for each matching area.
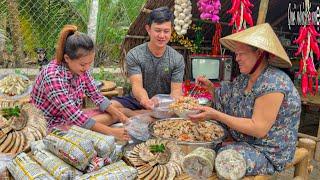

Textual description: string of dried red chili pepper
[227,0,254,33]
[294,24,320,96]
[212,23,222,55]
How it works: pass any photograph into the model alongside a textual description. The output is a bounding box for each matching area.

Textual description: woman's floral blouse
[214,65,301,174]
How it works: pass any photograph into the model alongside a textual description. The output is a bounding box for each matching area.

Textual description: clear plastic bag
[125,113,153,142]
[0,154,13,179]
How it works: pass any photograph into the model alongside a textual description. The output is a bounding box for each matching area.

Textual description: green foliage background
[0,0,146,67]
[71,0,146,66]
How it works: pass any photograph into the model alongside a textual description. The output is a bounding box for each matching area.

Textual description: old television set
[188,55,234,82]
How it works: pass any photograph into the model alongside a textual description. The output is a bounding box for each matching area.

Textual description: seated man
[112,7,185,113]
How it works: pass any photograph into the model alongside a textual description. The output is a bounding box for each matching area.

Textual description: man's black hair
[147,6,174,25]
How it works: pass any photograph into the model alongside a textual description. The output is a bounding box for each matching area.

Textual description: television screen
[191,58,220,80]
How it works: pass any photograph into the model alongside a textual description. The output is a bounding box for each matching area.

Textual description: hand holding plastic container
[150,94,175,119]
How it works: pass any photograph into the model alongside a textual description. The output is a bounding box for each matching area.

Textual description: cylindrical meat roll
[215,149,246,180]
[182,147,216,179]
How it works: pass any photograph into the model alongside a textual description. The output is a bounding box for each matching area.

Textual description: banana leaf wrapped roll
[32,149,83,179]
[76,160,138,180]
[69,125,115,158]
[7,152,55,180]
[43,128,95,171]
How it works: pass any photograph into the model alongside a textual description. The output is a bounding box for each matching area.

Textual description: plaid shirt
[31,60,110,130]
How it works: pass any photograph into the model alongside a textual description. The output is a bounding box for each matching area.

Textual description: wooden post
[116,87,124,97]
[315,142,320,161]
[316,114,320,161]
[257,0,270,24]
[298,138,316,174]
[293,148,310,179]
[299,138,316,161]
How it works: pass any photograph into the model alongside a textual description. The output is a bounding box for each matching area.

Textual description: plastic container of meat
[151,106,175,119]
[152,94,174,107]
[151,94,175,119]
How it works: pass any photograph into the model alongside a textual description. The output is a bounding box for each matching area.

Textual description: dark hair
[147,6,174,25]
[55,25,94,63]
[248,45,258,51]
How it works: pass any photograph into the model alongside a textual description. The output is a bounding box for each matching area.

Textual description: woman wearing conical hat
[189,23,301,177]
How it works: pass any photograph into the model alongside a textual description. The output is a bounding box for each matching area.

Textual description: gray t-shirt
[126,42,185,98]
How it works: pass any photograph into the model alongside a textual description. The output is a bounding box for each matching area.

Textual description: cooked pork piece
[153,119,224,142]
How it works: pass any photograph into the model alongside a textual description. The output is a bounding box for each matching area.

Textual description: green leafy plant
[149,144,165,153]
[14,69,28,77]
[192,22,204,53]
[15,69,22,75]
[1,106,21,119]
[93,66,107,81]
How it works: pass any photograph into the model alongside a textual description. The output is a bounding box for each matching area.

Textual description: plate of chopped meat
[169,96,201,118]
[149,118,226,153]
[0,74,32,100]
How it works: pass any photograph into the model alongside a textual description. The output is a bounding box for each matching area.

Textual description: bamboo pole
[257,0,270,24]
[298,138,315,174]
[298,133,320,141]
[293,148,309,179]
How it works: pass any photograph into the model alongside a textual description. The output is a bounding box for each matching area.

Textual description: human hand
[188,106,217,123]
[140,99,155,110]
[119,115,129,124]
[196,75,214,92]
[150,96,159,107]
[110,127,130,141]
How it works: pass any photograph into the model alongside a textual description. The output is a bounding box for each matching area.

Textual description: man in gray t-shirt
[112,7,185,111]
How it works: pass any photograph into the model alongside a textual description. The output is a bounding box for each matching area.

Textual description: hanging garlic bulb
[174,0,192,35]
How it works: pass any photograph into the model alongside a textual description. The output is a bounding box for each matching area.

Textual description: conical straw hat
[219,23,292,68]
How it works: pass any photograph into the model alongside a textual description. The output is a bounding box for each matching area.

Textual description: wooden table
[83,80,124,108]
[100,80,116,92]
[99,80,124,97]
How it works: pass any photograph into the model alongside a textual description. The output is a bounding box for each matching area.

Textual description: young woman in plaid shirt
[31,25,130,141]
